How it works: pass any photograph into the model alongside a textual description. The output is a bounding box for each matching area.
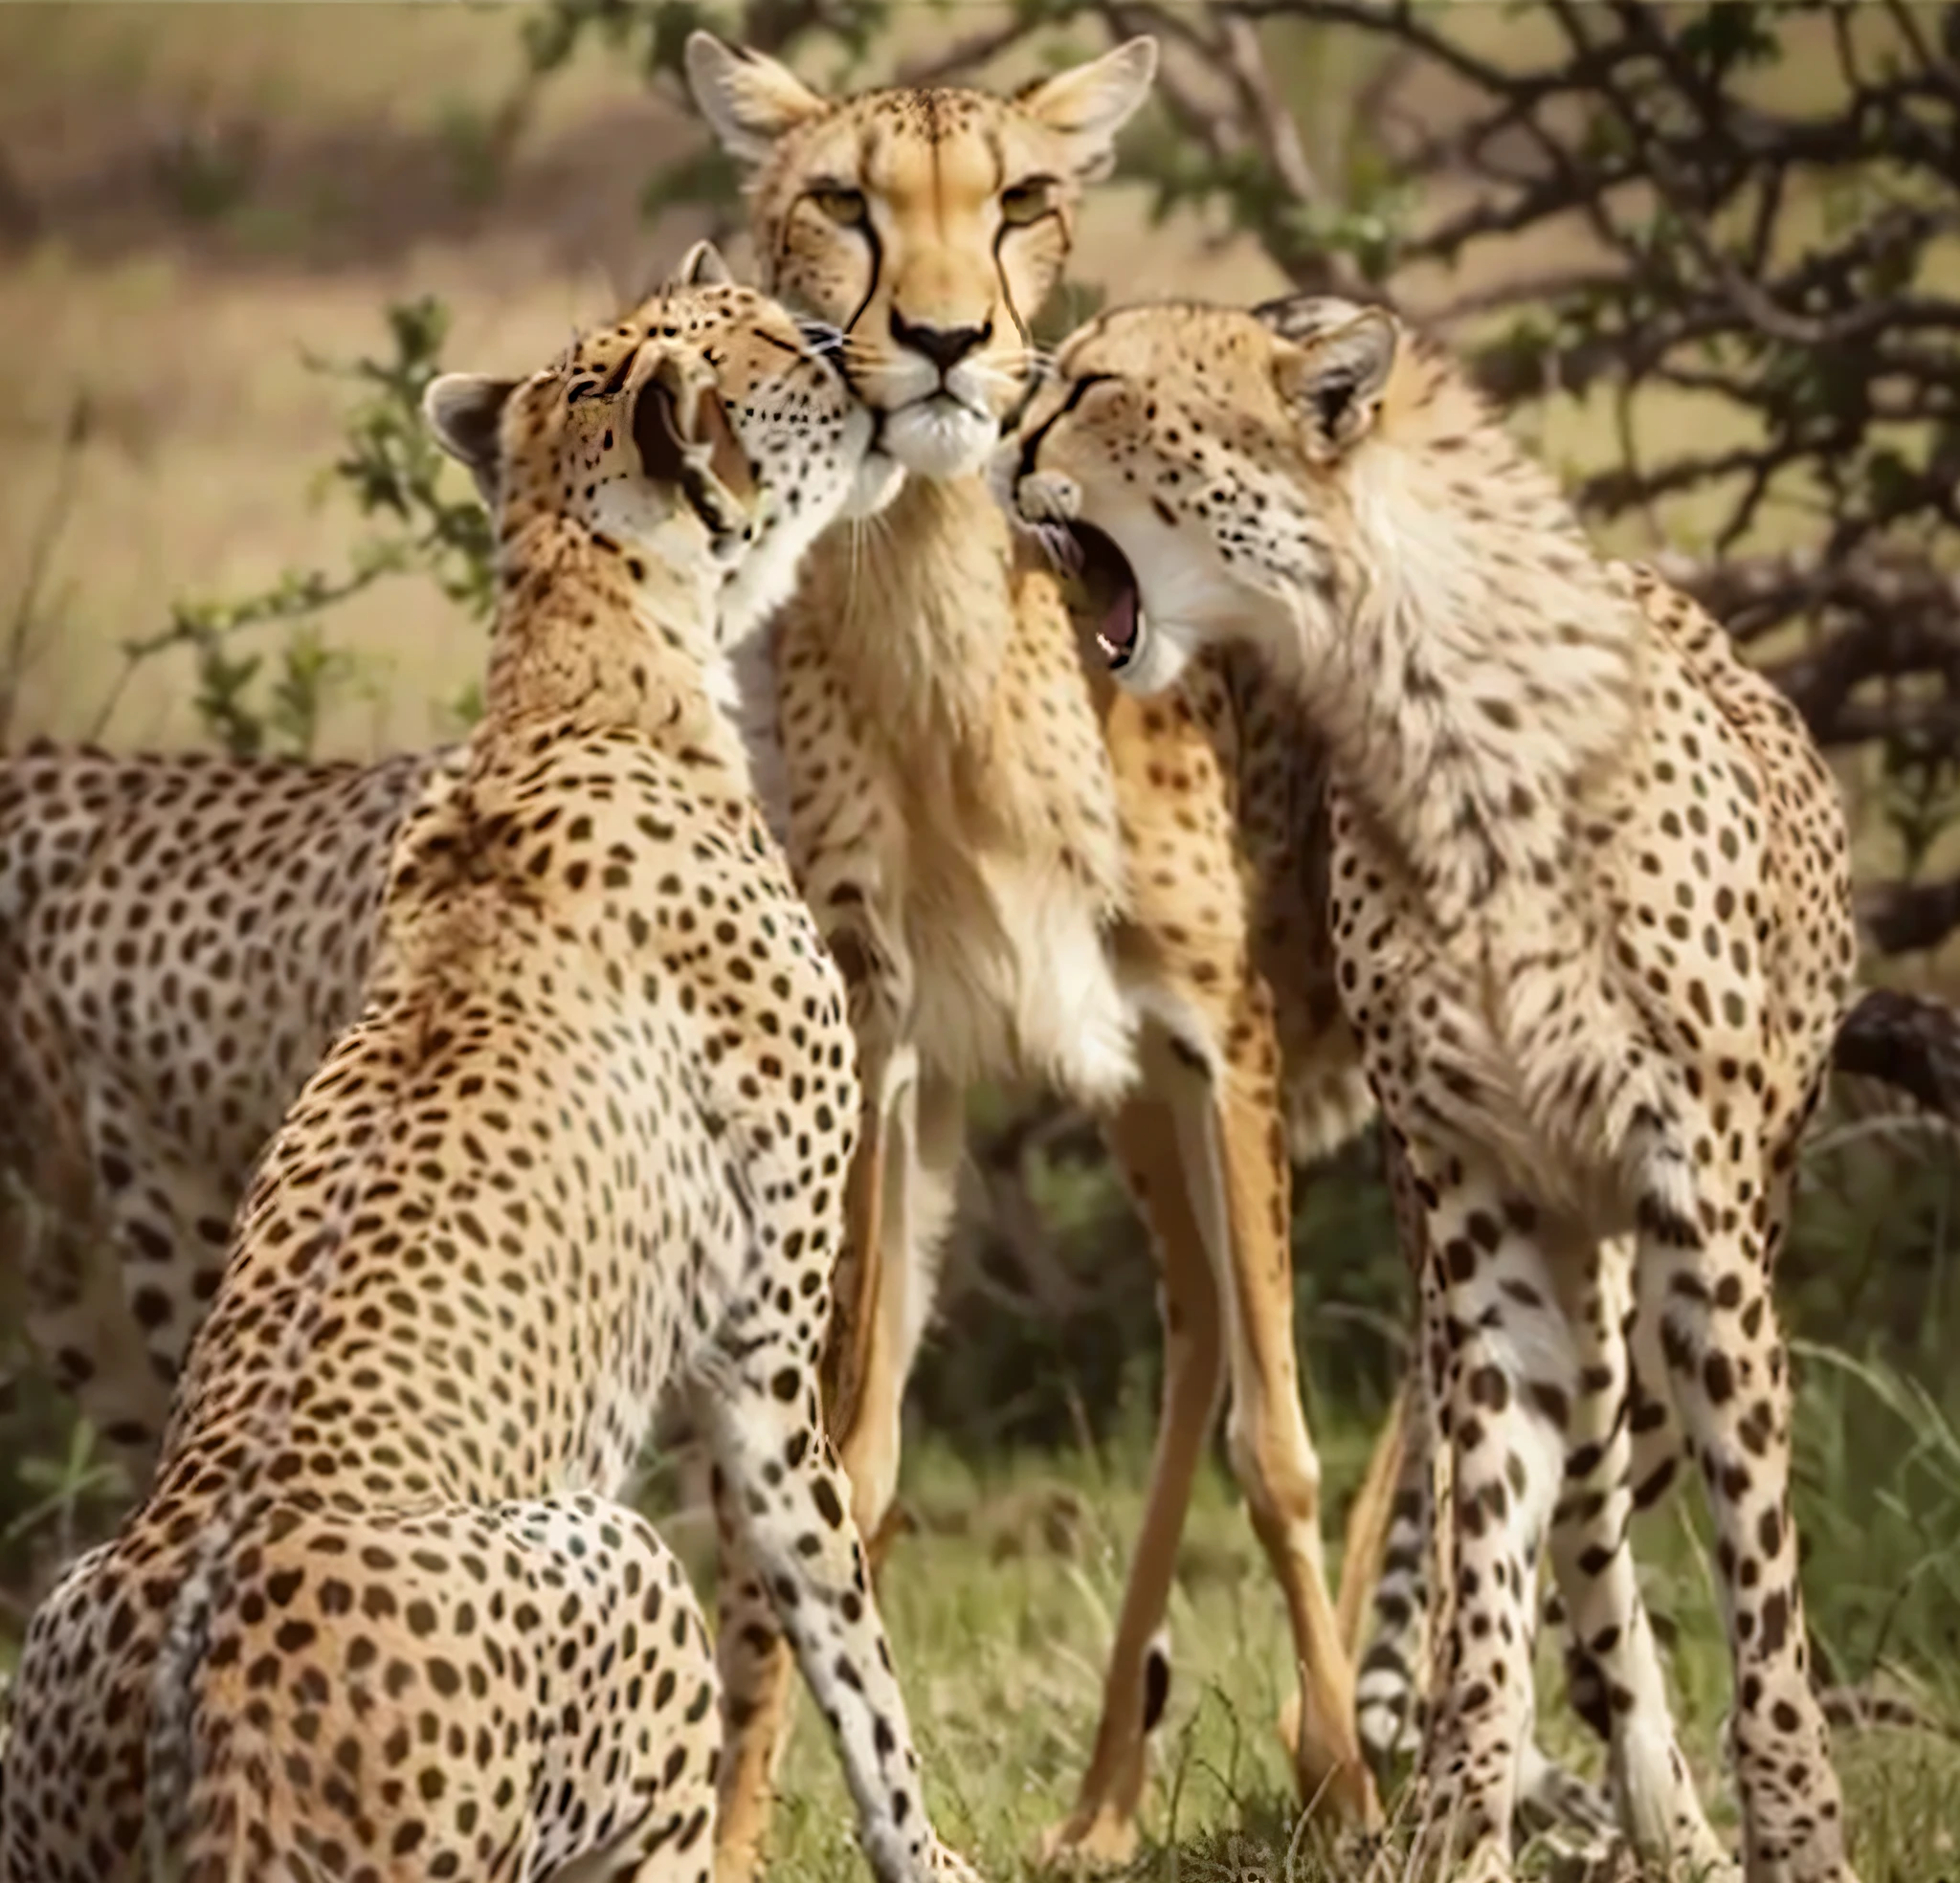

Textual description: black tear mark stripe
[981,126,1008,332]
[843,214,885,341]
[837,122,888,343]
[994,208,1064,347]
[1013,371,1118,485]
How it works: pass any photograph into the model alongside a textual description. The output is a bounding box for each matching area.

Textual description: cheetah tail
[1817,1681,1960,1742]
[1334,1373,1414,1667]
[143,1561,216,1883]
[1830,987,1960,1119]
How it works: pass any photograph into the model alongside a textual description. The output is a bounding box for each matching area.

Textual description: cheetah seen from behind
[0,265,982,1883]
[1004,295,1862,1883]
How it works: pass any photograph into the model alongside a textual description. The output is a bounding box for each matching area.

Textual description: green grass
[633,1393,1960,1883]
[3,1352,1955,1874]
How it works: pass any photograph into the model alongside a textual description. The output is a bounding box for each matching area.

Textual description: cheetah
[681,37,1384,1865]
[0,264,981,1883]
[1004,294,1867,1883]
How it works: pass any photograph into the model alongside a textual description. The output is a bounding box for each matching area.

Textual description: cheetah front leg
[1353,1156,1614,1855]
[1403,1167,1578,1883]
[831,1063,966,1580]
[714,989,966,1883]
[1036,1086,1226,1870]
[1637,1159,1858,1883]
[710,1040,920,1883]
[1542,1235,1731,1878]
[1151,1020,1372,1827]
[699,1318,975,1883]
[725,1056,964,1863]
[1350,1361,1616,1853]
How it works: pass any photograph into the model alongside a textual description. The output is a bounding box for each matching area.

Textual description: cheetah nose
[890,311,992,377]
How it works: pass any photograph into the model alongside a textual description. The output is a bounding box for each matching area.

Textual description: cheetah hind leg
[170,1495,721,1883]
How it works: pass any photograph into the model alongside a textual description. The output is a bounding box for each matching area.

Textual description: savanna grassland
[1,7,1957,1878]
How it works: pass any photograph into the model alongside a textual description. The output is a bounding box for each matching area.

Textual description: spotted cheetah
[0,265,982,1883]
[1005,295,1866,1883]
[681,38,1383,1864]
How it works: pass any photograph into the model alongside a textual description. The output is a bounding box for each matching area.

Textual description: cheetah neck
[791,473,1016,744]
[479,510,749,786]
[1284,424,1696,1219]
[1303,437,1647,942]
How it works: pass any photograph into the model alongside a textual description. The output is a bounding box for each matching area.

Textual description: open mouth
[1050,521,1142,671]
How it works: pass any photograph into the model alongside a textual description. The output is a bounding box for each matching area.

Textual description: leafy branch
[91,298,493,758]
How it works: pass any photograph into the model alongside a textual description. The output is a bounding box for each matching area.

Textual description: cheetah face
[996,297,1402,697]
[685,31,1157,484]
[426,250,900,650]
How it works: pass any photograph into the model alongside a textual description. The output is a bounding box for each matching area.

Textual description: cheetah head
[422,245,898,649]
[685,30,1157,482]
[995,296,1402,696]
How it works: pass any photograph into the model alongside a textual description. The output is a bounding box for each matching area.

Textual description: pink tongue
[1102,584,1139,654]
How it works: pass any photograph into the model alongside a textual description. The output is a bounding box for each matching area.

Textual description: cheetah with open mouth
[1004,294,1867,1883]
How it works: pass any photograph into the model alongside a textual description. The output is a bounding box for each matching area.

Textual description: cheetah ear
[671,239,736,289]
[423,373,522,505]
[624,239,737,314]
[684,32,829,165]
[1274,308,1399,462]
[632,352,760,551]
[1252,293,1368,350]
[1016,36,1158,182]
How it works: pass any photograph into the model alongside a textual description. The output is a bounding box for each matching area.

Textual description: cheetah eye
[1000,176,1058,227]
[809,185,868,228]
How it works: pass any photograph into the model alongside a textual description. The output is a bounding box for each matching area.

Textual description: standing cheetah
[0,265,980,1883]
[1004,295,1865,1883]
[681,37,1381,1863]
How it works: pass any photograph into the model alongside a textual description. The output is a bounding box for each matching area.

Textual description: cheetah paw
[926,1837,987,1883]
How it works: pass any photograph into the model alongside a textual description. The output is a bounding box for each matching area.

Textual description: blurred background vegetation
[2,0,1958,1827]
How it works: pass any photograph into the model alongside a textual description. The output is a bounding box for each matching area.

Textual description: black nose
[889,311,991,376]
